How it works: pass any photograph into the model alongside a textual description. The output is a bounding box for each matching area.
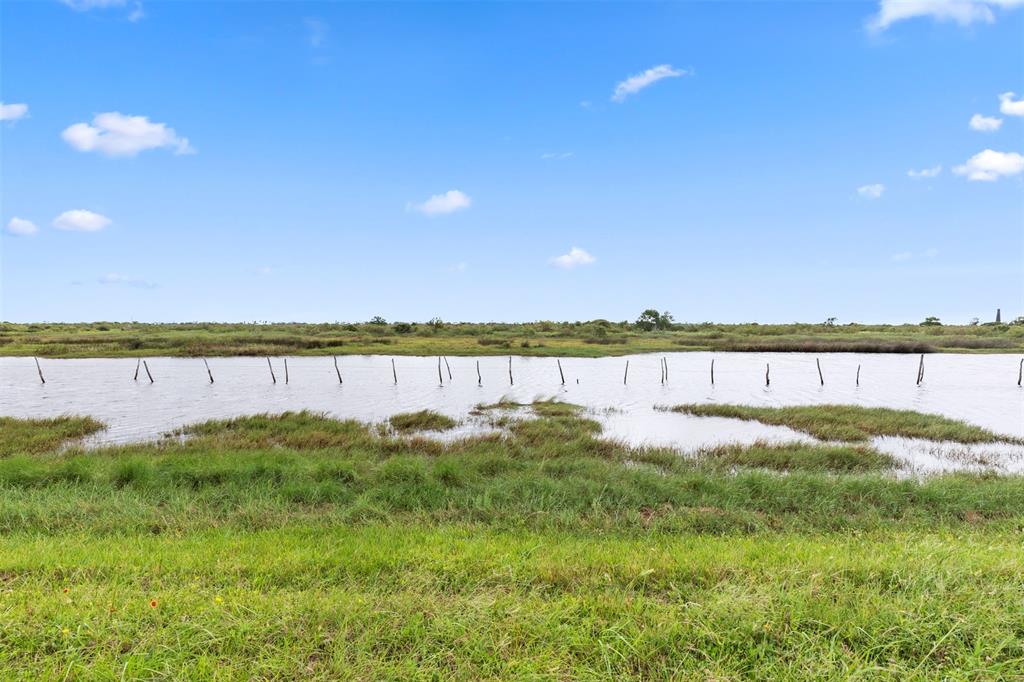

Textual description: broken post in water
[34,357,45,384]
[916,354,924,385]
[334,356,342,384]
[438,357,444,386]
[134,358,141,381]
[856,364,861,387]
[1018,358,1022,387]
[711,358,715,386]
[267,357,277,384]
[443,356,452,381]
[284,358,289,385]
[476,360,482,386]
[623,360,629,385]
[508,356,513,385]
[765,363,770,387]
[557,359,565,385]
[392,358,398,384]
[204,358,214,384]
[816,358,824,386]
[660,358,665,385]
[143,360,154,383]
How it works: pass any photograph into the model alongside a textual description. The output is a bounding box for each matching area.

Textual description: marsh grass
[0,416,104,457]
[388,410,457,433]
[3,411,1024,678]
[667,403,1016,444]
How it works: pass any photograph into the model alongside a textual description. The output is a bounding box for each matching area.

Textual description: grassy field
[2,406,1023,678]
[2,319,1023,358]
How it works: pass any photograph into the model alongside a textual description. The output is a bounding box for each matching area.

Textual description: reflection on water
[3,353,1022,472]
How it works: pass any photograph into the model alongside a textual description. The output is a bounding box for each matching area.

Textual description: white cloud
[999,91,1024,116]
[98,273,157,289]
[551,247,596,269]
[128,2,144,22]
[892,247,939,262]
[62,112,194,157]
[61,0,128,9]
[6,217,38,236]
[0,102,29,122]
[612,64,689,102]
[410,190,472,215]
[868,0,1024,31]
[53,209,111,232]
[969,113,1003,131]
[908,165,942,178]
[447,262,468,273]
[857,183,885,199]
[953,149,1024,181]
[305,18,328,47]
[540,152,574,160]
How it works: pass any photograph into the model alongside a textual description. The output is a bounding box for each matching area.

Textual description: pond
[3,353,1022,474]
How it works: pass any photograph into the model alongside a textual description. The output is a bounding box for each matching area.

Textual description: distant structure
[996,308,1002,323]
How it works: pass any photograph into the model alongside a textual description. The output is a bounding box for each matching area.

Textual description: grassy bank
[2,408,1023,678]
[3,320,1023,357]
[666,403,1020,444]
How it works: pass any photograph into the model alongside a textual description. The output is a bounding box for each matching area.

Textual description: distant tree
[920,316,942,326]
[1011,316,1024,326]
[969,317,980,326]
[392,322,414,334]
[428,317,445,329]
[636,309,674,331]
[824,317,838,326]
[369,316,387,325]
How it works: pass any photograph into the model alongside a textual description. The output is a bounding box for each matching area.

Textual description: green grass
[388,409,458,433]
[0,416,104,457]
[667,403,1017,444]
[3,320,1023,357]
[2,410,1023,678]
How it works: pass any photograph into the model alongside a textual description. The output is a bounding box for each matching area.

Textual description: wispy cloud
[0,102,29,122]
[410,190,472,216]
[969,113,1003,131]
[540,151,574,160]
[62,112,194,157]
[6,217,37,236]
[612,64,689,102]
[551,247,596,269]
[953,149,1024,181]
[255,266,274,276]
[999,91,1024,116]
[304,18,328,47]
[891,247,939,262]
[908,165,942,178]
[867,0,1023,32]
[857,183,885,199]
[447,262,468,273]
[61,0,144,21]
[98,273,158,289]
[53,209,111,232]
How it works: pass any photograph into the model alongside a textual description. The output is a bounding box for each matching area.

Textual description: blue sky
[2,0,1022,324]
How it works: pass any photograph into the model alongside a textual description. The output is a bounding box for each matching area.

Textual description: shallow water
[3,353,1022,472]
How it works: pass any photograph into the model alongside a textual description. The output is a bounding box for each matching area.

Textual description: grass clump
[697,441,897,473]
[0,416,104,457]
[388,410,457,433]
[668,403,1015,444]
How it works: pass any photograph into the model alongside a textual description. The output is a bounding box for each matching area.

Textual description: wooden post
[660,358,664,385]
[134,358,141,381]
[663,357,668,382]
[765,363,770,387]
[508,356,513,385]
[477,360,482,386]
[443,356,452,381]
[143,360,154,383]
[916,354,924,386]
[623,360,629,385]
[1017,358,1022,387]
[816,358,824,386]
[856,364,861,387]
[333,356,342,384]
[284,358,289,385]
[557,359,565,385]
[267,357,277,384]
[711,358,715,386]
[204,358,214,384]
[392,358,397,384]
[34,357,45,384]
[438,357,444,386]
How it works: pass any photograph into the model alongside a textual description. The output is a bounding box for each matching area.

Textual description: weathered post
[134,358,141,381]
[267,357,277,384]
[816,358,824,386]
[438,357,444,386]
[203,358,214,384]
[143,360,154,383]
[623,360,629,385]
[284,358,289,385]
[663,357,668,381]
[916,354,924,386]
[765,363,770,387]
[660,358,665,385]
[477,360,482,386]
[711,358,715,386]
[34,357,45,384]
[1017,358,1022,387]
[557,359,565,385]
[856,364,861,387]
[443,356,452,381]
[392,358,397,384]
[333,356,343,384]
[508,356,513,385]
